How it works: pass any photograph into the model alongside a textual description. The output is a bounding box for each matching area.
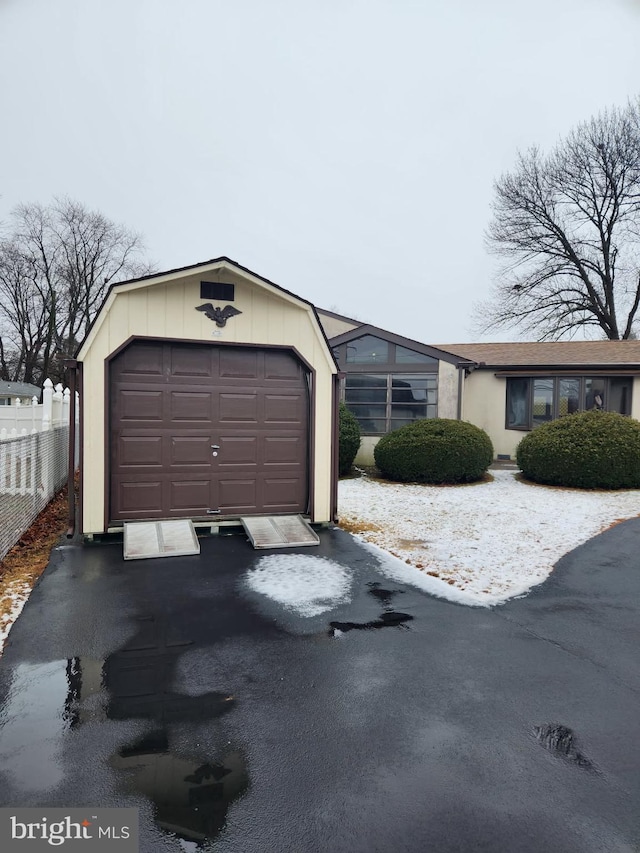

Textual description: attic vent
[200,281,235,301]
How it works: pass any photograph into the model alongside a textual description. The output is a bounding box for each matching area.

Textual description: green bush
[373,418,493,484]
[339,402,361,476]
[516,409,640,489]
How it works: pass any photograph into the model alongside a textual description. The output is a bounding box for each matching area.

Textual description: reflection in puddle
[367,582,405,610]
[0,612,249,844]
[329,611,414,636]
[111,733,249,847]
[0,660,71,793]
[533,723,595,770]
[101,614,248,844]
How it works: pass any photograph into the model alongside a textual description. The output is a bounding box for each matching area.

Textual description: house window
[345,335,389,364]
[505,376,633,430]
[395,345,438,365]
[0,397,11,406]
[345,374,438,434]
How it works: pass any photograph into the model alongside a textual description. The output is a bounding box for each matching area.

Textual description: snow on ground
[338,469,640,607]
[245,554,352,616]
[0,584,31,654]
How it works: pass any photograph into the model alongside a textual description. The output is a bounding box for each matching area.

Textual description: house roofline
[316,306,362,326]
[478,363,640,372]
[329,324,467,366]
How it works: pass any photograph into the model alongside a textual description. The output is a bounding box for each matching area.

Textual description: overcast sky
[1,0,639,344]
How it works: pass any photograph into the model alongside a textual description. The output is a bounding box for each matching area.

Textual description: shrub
[339,402,361,476]
[516,409,640,489]
[373,418,493,484]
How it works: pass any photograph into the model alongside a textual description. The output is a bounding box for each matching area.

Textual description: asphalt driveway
[0,522,639,852]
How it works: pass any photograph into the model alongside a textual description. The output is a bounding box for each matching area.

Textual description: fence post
[42,379,53,431]
[62,387,70,425]
[9,429,18,494]
[0,436,5,493]
[53,383,63,427]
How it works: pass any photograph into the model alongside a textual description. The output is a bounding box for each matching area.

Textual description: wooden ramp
[240,515,319,549]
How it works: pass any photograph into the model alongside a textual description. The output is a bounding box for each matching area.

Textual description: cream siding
[316,312,360,339]
[437,360,459,419]
[462,372,520,458]
[631,377,640,421]
[79,262,337,533]
[354,436,378,467]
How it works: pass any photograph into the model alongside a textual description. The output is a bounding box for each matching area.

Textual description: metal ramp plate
[240,515,320,549]
[124,519,200,560]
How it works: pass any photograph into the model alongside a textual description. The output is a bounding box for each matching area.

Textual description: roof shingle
[437,341,640,367]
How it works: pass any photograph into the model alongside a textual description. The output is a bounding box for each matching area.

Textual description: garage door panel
[217,479,257,512]
[263,478,304,510]
[219,349,258,379]
[264,394,305,423]
[264,350,304,381]
[218,393,258,423]
[263,436,304,465]
[118,436,163,467]
[115,480,164,514]
[118,390,164,421]
[117,344,164,377]
[110,341,309,521]
[217,436,258,466]
[170,391,212,422]
[170,347,213,377]
[169,480,212,512]
[170,436,212,466]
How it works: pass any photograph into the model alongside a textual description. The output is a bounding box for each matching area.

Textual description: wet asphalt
[0,521,639,852]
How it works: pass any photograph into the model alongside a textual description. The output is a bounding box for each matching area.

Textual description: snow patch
[0,585,31,655]
[339,469,640,606]
[245,554,352,616]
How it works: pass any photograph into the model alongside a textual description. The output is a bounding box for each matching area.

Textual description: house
[68,258,339,538]
[317,309,640,463]
[0,381,41,406]
[439,341,640,459]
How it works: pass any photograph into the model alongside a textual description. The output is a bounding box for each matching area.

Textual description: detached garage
[70,257,339,537]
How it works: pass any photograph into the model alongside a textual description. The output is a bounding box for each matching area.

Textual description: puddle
[110,732,249,847]
[0,612,249,844]
[329,611,414,636]
[367,581,404,610]
[533,723,595,770]
[0,660,73,793]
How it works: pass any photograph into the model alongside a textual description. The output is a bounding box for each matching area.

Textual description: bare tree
[0,198,154,384]
[476,99,640,340]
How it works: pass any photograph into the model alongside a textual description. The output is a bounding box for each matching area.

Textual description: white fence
[0,379,76,435]
[0,379,79,561]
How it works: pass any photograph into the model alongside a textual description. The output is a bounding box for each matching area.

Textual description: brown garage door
[109,341,309,522]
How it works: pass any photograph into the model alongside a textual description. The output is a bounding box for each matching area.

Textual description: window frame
[505,375,633,430]
[343,372,439,435]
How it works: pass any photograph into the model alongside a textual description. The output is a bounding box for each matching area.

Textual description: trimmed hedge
[339,402,361,476]
[516,409,640,489]
[373,418,493,484]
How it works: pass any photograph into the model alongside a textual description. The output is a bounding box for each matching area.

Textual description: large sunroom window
[334,334,440,434]
[506,376,632,430]
[345,374,438,434]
